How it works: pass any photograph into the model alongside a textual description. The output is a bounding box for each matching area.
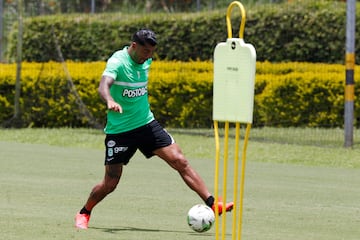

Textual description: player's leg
[153,144,211,201]
[154,143,233,215]
[85,163,123,210]
[75,164,123,229]
[139,120,233,214]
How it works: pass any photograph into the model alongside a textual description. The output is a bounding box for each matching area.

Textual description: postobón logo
[122,87,147,98]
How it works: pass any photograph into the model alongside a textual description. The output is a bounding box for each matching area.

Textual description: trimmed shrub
[6,1,358,63]
[1,61,358,128]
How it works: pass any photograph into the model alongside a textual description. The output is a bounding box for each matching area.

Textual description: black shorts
[104,120,174,165]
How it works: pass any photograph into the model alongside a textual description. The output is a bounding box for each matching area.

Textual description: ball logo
[107,140,116,147]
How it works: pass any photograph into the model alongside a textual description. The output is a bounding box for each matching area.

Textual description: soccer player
[75,29,233,229]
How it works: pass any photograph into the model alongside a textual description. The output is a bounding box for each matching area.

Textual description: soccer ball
[187,204,215,233]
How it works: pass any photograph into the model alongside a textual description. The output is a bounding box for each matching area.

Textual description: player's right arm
[98,75,123,113]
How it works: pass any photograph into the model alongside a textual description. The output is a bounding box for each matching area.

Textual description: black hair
[132,29,157,46]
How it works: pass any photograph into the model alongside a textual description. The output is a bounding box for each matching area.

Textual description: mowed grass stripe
[243,162,360,240]
[1,140,359,239]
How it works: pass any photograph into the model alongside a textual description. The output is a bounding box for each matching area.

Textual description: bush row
[1,61,358,128]
[6,1,359,63]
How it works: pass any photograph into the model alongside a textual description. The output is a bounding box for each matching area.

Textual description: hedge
[6,1,360,63]
[1,61,358,128]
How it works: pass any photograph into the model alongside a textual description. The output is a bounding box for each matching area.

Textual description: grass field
[0,128,360,240]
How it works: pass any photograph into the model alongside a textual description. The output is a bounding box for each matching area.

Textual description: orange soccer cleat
[211,197,234,215]
[75,212,90,229]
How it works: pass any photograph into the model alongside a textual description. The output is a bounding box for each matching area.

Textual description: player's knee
[104,180,118,194]
[103,165,122,194]
[102,176,120,193]
[172,155,190,172]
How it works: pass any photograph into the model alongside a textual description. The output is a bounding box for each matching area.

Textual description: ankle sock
[205,196,215,208]
[79,207,91,215]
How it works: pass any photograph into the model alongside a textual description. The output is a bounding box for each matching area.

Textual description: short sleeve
[102,54,121,80]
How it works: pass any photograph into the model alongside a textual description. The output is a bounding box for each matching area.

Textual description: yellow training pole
[231,123,241,240]
[221,121,230,240]
[226,1,246,39]
[214,120,220,240]
[237,123,251,240]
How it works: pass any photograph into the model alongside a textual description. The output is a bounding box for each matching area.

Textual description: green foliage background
[2,1,359,129]
[6,1,359,63]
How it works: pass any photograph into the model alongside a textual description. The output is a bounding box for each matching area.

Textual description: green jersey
[102,46,154,134]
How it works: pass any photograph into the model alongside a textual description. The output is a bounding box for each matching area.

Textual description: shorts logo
[114,146,128,153]
[107,148,114,159]
[107,140,116,147]
[106,143,128,162]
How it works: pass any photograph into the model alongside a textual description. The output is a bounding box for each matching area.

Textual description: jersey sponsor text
[122,87,148,98]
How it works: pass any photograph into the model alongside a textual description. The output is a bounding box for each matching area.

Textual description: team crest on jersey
[107,140,116,147]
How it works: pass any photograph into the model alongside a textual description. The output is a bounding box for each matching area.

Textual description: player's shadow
[91,226,213,236]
